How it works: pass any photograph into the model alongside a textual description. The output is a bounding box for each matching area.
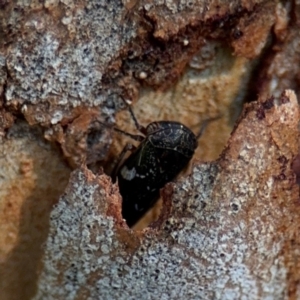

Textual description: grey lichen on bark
[35,90,300,299]
[1,0,300,299]
[0,0,279,167]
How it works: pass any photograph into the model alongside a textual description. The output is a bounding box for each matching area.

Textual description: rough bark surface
[0,122,71,300]
[35,91,300,300]
[0,0,299,299]
[0,0,279,166]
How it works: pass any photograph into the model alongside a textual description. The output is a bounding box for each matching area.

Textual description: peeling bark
[0,1,299,299]
[35,91,300,299]
[0,0,279,166]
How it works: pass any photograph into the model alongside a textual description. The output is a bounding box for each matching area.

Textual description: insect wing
[118,140,192,226]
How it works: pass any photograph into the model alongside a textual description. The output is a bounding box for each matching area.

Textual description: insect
[113,98,219,227]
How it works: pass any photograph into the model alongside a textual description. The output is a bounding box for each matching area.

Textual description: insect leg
[113,127,144,142]
[91,119,144,142]
[112,143,137,181]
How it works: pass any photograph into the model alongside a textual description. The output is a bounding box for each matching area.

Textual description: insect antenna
[119,96,147,135]
[196,115,222,139]
[100,95,147,179]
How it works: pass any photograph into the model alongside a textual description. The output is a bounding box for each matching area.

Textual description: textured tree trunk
[0,1,299,299]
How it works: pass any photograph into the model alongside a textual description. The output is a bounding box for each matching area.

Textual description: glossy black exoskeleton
[114,99,218,227]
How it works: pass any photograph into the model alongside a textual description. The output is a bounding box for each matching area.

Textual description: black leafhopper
[113,98,219,227]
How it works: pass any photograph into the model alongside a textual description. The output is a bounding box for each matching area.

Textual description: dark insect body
[114,100,218,227]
